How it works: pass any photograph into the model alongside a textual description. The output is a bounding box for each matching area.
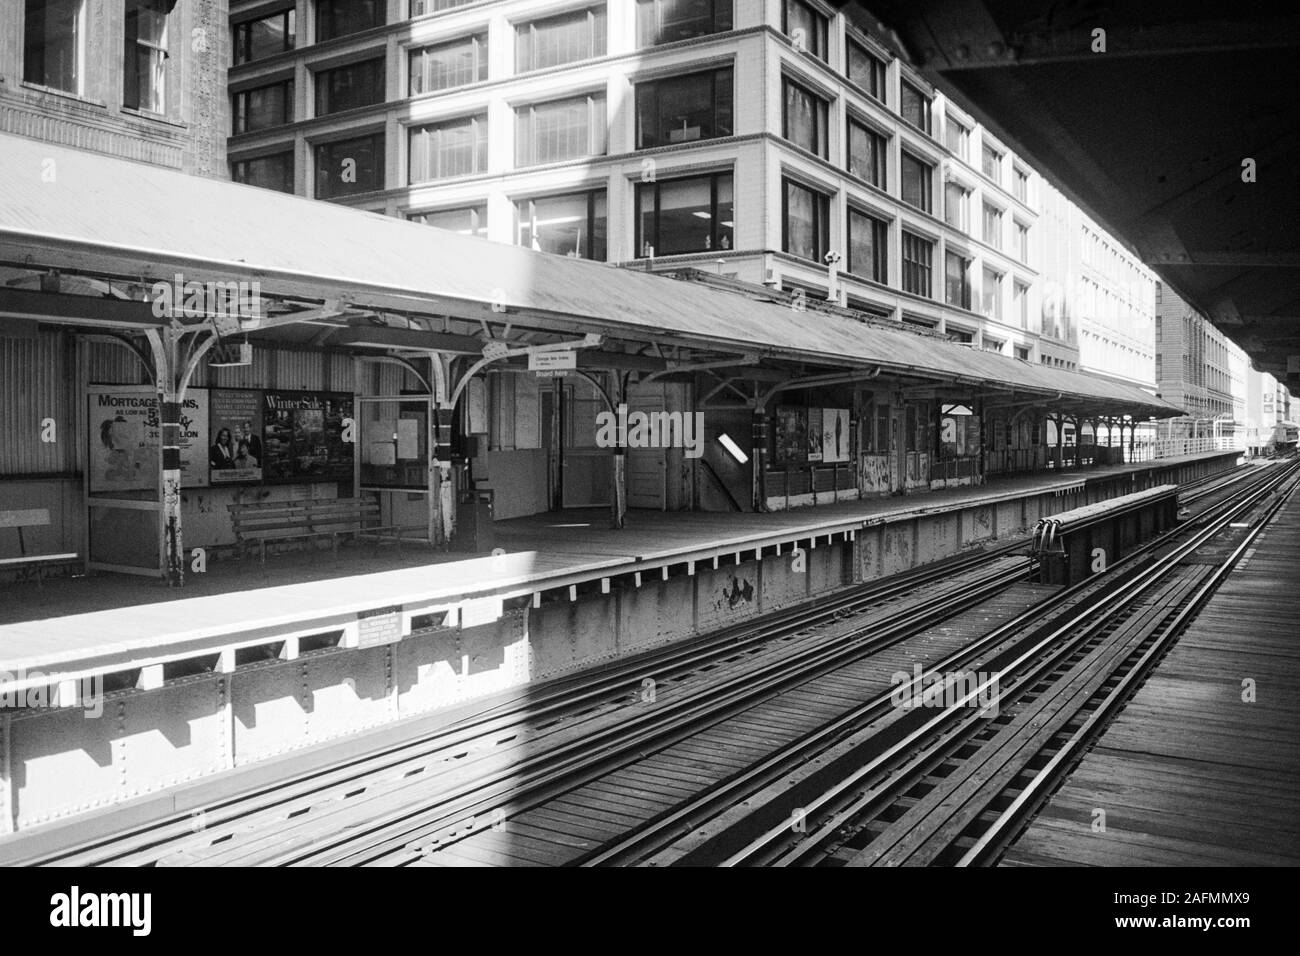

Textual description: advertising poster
[821,408,851,463]
[774,405,807,463]
[262,391,354,482]
[88,386,208,492]
[807,407,824,462]
[209,389,264,484]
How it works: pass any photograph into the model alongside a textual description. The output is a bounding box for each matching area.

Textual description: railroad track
[5,458,1269,868]
[599,458,1300,867]
[394,458,1292,867]
[6,508,1031,867]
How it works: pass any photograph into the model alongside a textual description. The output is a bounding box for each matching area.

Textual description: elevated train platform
[1003,481,1300,866]
[0,451,1235,833]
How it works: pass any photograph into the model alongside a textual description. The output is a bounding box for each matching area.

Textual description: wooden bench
[0,508,81,584]
[227,497,405,564]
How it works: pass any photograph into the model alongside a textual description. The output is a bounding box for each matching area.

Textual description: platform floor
[0,452,1229,675]
[1002,486,1300,867]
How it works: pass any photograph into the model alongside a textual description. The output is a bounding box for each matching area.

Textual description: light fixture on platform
[718,433,748,464]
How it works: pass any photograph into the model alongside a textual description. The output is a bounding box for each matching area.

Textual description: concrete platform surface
[0,452,1233,678]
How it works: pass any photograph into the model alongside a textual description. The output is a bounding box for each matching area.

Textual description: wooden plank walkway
[1002,491,1300,867]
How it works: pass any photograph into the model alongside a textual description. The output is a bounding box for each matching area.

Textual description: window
[1015,221,1029,263]
[232,152,294,193]
[314,133,384,198]
[848,120,886,188]
[1014,280,1029,329]
[516,7,607,72]
[410,34,487,94]
[982,266,1003,318]
[900,151,932,213]
[783,179,829,262]
[409,114,488,183]
[982,203,1002,248]
[516,190,607,260]
[123,0,170,113]
[981,142,1002,182]
[515,93,607,166]
[944,116,969,160]
[944,251,970,309]
[901,232,933,297]
[846,40,885,101]
[24,0,84,93]
[636,0,732,47]
[1015,345,1030,361]
[317,0,384,42]
[783,0,827,60]
[234,8,295,64]
[1013,167,1029,202]
[411,0,477,14]
[636,68,732,149]
[410,205,488,238]
[848,209,887,283]
[948,328,973,344]
[782,79,828,158]
[636,172,733,256]
[900,80,931,134]
[316,58,385,116]
[943,181,968,230]
[233,80,293,134]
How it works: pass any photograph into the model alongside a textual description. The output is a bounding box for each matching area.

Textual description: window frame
[782,177,830,263]
[231,151,295,193]
[316,0,385,43]
[635,0,732,48]
[514,6,608,74]
[845,39,885,102]
[314,56,386,117]
[782,0,828,61]
[23,0,86,94]
[232,78,295,134]
[408,32,488,96]
[514,189,608,261]
[313,132,386,199]
[847,207,888,284]
[900,150,933,213]
[233,7,295,65]
[408,112,490,184]
[635,171,735,258]
[899,79,931,135]
[847,117,886,189]
[900,230,933,298]
[634,66,734,150]
[782,77,829,159]
[514,91,608,167]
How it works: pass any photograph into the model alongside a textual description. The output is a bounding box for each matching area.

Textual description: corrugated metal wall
[1,329,76,475]
[2,331,366,478]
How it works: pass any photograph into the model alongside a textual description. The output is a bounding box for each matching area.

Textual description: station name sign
[528,349,577,378]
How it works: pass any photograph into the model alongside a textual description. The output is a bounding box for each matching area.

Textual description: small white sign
[461,595,504,629]
[529,349,577,372]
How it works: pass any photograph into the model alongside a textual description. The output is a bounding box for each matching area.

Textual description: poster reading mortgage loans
[88,386,208,492]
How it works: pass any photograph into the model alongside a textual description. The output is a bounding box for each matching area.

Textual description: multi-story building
[226,0,1059,362]
[1036,180,1157,393]
[1156,282,1246,441]
[1,0,228,175]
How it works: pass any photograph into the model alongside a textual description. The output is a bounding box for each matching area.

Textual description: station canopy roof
[0,132,1180,419]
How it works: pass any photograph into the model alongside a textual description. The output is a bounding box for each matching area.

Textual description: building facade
[1155,282,1247,442]
[226,0,1066,363]
[1,0,228,175]
[1036,180,1158,394]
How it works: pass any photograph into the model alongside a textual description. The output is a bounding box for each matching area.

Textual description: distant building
[1155,283,1247,443]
